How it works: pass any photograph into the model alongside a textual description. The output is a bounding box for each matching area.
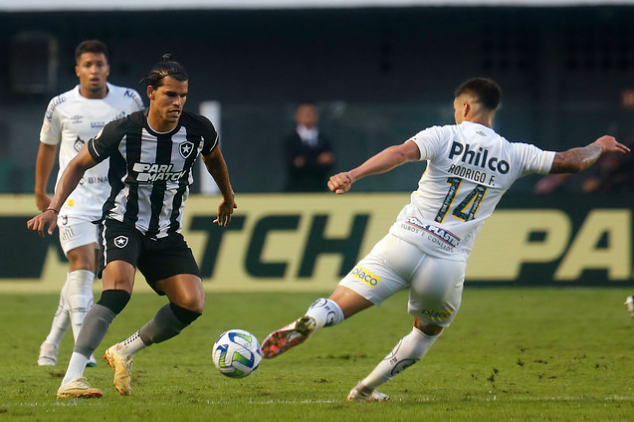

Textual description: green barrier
[1,193,632,293]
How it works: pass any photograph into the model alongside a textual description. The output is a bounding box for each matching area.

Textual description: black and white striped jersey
[87,109,218,239]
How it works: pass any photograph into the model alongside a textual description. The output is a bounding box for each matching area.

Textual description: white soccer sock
[361,327,439,390]
[305,298,345,330]
[118,331,148,357]
[61,352,89,386]
[43,277,71,346]
[67,270,95,342]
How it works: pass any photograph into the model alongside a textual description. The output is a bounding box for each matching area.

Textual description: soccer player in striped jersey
[35,40,144,367]
[28,54,237,398]
[260,78,630,402]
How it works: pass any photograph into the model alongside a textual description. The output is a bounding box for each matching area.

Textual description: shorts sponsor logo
[114,236,128,248]
[60,227,75,242]
[421,308,453,319]
[179,141,195,159]
[403,217,460,250]
[351,266,381,287]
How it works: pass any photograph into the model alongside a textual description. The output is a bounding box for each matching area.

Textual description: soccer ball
[212,329,262,378]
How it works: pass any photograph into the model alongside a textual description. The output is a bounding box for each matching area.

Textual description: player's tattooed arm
[550,135,630,174]
[550,144,602,174]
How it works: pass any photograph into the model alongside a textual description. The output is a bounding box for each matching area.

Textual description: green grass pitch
[1,287,634,420]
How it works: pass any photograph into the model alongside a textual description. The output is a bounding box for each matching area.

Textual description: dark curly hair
[140,54,189,88]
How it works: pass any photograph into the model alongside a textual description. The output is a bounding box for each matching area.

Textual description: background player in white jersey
[35,40,144,366]
[28,54,236,399]
[260,78,630,402]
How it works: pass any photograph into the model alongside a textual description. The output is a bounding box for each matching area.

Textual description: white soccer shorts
[57,215,101,255]
[339,233,466,327]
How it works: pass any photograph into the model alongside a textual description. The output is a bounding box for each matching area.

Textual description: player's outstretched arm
[202,147,236,227]
[27,145,97,237]
[328,140,421,194]
[550,135,630,174]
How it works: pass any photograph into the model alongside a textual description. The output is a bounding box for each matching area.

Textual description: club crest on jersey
[179,141,195,159]
[74,137,85,152]
[114,236,128,248]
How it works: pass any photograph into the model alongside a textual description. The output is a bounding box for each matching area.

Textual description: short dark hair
[454,78,502,111]
[75,40,109,63]
[140,54,189,89]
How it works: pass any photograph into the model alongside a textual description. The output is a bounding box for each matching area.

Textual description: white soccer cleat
[104,344,133,396]
[625,296,634,331]
[37,342,59,366]
[260,316,316,359]
[347,382,390,402]
[56,377,103,399]
[625,296,634,315]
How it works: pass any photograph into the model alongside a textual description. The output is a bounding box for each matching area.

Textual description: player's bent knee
[414,318,443,336]
[172,290,204,313]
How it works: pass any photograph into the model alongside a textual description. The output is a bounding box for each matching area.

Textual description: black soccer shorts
[101,218,201,294]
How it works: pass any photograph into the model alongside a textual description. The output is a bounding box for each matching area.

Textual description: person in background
[35,39,144,367]
[283,102,336,192]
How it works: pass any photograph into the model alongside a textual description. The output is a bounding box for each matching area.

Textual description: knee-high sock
[42,276,71,347]
[61,290,130,386]
[360,327,439,391]
[67,270,95,342]
[305,298,345,331]
[61,304,116,385]
[118,303,202,357]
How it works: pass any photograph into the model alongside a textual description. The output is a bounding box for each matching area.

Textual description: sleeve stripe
[408,136,428,160]
[540,151,556,173]
[88,139,102,160]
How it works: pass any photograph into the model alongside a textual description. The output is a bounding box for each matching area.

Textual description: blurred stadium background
[0,0,632,288]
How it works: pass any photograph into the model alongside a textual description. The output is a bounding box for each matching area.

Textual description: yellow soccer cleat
[104,345,133,396]
[56,377,103,399]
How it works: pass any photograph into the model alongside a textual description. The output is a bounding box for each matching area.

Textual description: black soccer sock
[97,289,131,315]
[138,303,201,345]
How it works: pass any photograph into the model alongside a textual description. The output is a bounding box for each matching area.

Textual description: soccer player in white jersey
[28,54,236,399]
[260,78,630,402]
[35,40,144,366]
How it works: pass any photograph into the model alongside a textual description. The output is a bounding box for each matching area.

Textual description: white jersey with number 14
[389,120,555,262]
